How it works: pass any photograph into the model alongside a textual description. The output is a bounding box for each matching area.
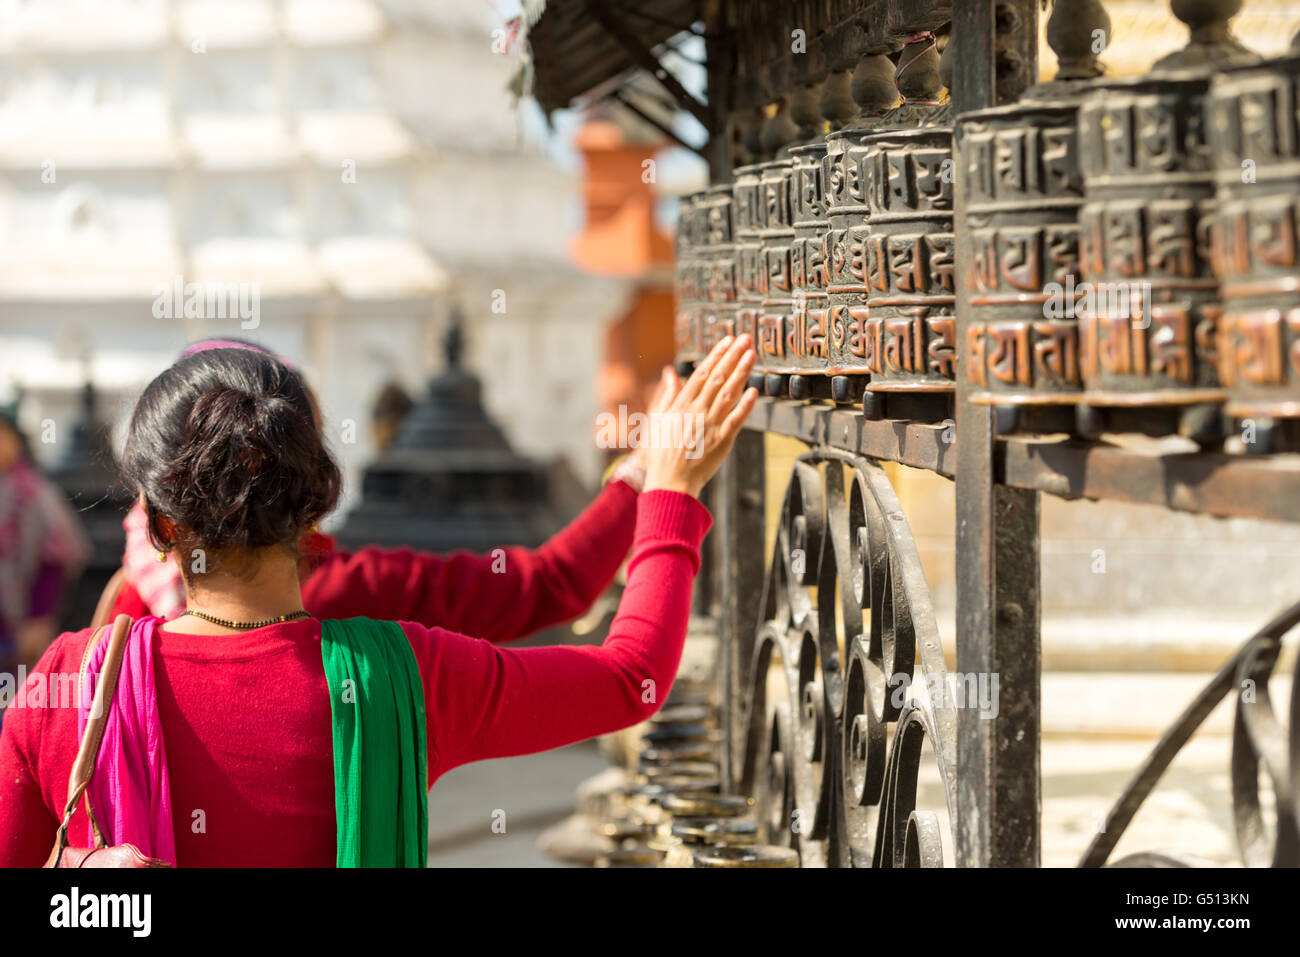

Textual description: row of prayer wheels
[578,701,799,868]
[674,1,1300,451]
[676,124,955,413]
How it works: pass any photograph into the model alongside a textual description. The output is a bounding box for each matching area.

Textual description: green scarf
[320,618,429,867]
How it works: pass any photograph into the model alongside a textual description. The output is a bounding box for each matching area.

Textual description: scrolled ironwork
[1081,597,1300,868]
[733,448,956,867]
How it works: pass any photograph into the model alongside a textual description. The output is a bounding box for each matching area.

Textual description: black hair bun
[122,348,341,562]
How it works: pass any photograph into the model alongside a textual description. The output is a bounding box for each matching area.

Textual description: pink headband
[180,339,295,369]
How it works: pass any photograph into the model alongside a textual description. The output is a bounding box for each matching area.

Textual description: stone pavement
[426,671,1256,866]
[426,742,609,867]
[425,727,1245,867]
[1041,736,1235,868]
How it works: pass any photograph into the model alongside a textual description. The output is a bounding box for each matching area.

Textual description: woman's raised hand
[642,335,758,499]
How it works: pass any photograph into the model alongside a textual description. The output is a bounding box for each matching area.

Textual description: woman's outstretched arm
[301,365,688,643]
[407,489,709,780]
[301,478,638,642]
[406,335,758,778]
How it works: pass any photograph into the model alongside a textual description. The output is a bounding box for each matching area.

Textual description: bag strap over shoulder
[48,614,133,862]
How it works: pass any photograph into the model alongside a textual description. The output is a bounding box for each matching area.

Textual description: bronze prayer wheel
[824,127,872,380]
[640,742,714,764]
[860,127,957,395]
[734,162,766,370]
[1076,74,1225,432]
[756,158,796,377]
[636,761,720,782]
[641,722,713,746]
[1208,52,1300,445]
[669,816,760,845]
[594,844,661,868]
[959,101,1085,408]
[649,703,714,726]
[698,183,738,357]
[660,792,754,818]
[788,142,831,381]
[692,844,800,868]
[673,190,706,367]
[638,780,722,802]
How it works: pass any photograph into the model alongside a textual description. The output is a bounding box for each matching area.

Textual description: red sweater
[0,490,710,867]
[110,481,641,642]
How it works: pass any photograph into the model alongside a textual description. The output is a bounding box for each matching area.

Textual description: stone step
[1041,671,1292,739]
[1040,736,1240,867]
[935,613,1298,674]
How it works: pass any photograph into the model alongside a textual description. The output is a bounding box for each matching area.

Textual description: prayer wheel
[594,845,661,868]
[649,703,714,726]
[960,102,1084,415]
[673,190,706,370]
[756,158,796,389]
[640,743,714,764]
[637,761,719,782]
[734,162,766,386]
[641,722,714,746]
[653,792,758,867]
[1075,73,1226,439]
[660,792,754,818]
[1208,51,1300,451]
[819,35,957,416]
[824,126,874,391]
[859,127,958,402]
[955,0,1110,433]
[692,845,800,868]
[698,183,738,357]
[787,142,832,398]
[669,817,759,846]
[1071,0,1259,441]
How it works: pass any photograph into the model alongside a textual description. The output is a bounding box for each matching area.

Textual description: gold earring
[157,551,167,562]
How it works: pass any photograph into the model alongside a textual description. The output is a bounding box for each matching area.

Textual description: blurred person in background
[0,404,90,685]
[370,382,414,453]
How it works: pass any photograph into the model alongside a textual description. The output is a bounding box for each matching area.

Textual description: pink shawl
[76,616,177,865]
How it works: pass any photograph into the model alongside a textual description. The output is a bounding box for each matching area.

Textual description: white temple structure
[0,0,633,518]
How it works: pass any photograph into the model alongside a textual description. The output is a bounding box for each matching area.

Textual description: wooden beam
[611,89,708,157]
[585,0,712,128]
[743,397,1300,526]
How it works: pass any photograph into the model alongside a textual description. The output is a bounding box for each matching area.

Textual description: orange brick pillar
[569,120,677,462]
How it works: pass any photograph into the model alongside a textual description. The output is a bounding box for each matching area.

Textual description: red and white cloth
[121,503,186,620]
